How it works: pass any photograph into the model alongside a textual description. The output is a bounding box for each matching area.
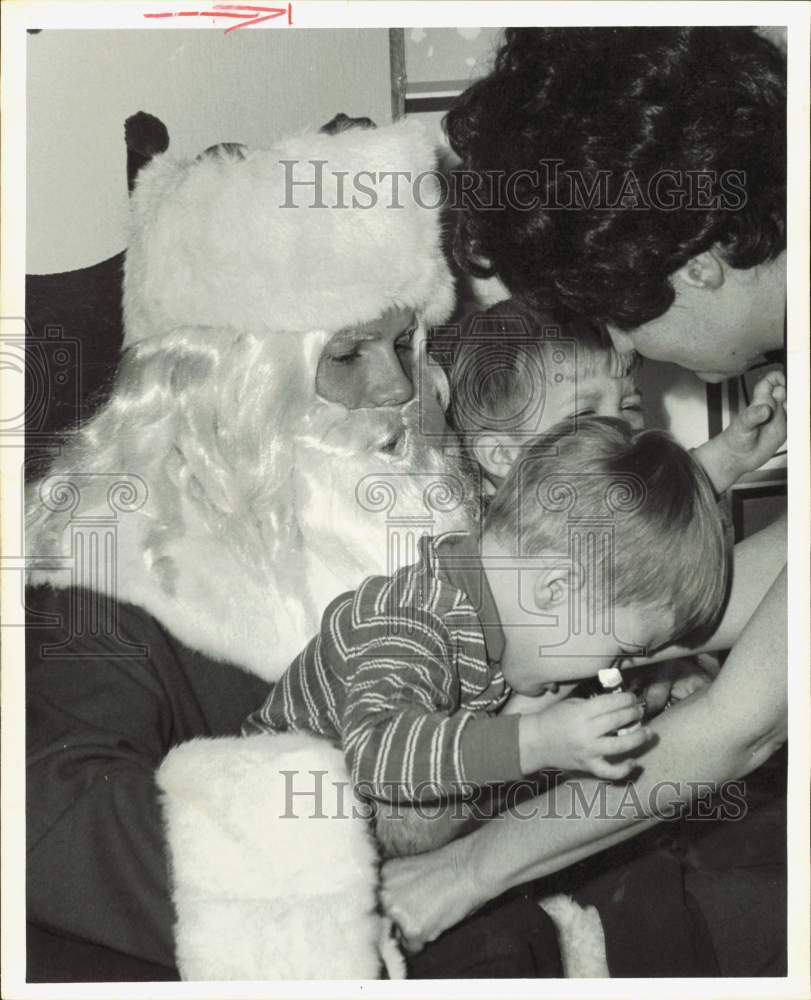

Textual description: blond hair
[485,416,729,648]
[26,325,325,585]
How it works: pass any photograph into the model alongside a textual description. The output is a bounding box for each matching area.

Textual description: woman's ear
[532,563,574,610]
[471,434,520,481]
[673,249,725,291]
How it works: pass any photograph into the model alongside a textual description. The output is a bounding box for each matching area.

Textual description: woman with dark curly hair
[383,26,789,980]
[445,26,786,380]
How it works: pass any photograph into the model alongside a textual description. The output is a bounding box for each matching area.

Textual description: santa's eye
[330,349,361,365]
[395,327,417,353]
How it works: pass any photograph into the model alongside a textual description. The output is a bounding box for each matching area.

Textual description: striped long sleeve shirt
[243,532,523,803]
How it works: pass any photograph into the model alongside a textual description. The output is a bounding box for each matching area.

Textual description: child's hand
[694,371,786,493]
[502,691,555,716]
[723,371,787,474]
[668,657,716,704]
[501,684,574,716]
[518,692,651,780]
[636,655,717,717]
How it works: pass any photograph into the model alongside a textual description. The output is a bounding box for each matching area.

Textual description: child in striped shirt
[244,416,729,857]
[245,298,784,857]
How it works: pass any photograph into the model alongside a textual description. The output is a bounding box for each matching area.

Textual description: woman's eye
[573,409,596,418]
[622,402,642,412]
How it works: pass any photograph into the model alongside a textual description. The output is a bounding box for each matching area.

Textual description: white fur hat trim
[123,119,455,348]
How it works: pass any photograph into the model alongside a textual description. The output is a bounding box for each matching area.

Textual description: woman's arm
[382,568,787,950]
[638,511,785,662]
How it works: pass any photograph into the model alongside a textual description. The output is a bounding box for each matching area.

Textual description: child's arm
[343,623,524,804]
[692,371,786,494]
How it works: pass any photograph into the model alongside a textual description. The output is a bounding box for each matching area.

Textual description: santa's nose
[367,366,413,408]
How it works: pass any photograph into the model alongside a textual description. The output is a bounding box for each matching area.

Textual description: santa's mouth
[378,430,406,456]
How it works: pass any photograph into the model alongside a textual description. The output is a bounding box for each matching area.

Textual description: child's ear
[471,434,520,481]
[532,563,575,610]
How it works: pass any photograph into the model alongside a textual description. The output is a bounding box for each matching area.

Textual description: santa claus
[25,120,479,980]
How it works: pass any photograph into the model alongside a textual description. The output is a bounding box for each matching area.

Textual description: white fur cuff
[156,732,396,979]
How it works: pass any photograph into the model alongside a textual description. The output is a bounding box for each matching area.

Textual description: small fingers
[587,691,637,716]
[588,757,639,781]
[596,726,652,756]
[740,402,772,428]
[592,703,646,735]
[671,674,710,700]
[752,370,786,401]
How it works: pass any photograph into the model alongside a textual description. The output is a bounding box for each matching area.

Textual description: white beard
[291,396,480,632]
[29,393,480,683]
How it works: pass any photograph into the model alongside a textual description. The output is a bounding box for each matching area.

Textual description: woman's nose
[607,326,635,355]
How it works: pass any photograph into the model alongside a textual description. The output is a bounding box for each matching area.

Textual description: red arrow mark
[144,3,292,32]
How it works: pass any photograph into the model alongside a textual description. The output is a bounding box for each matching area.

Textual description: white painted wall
[27,29,392,274]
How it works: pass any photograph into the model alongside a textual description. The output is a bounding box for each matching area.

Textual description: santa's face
[293,312,479,587]
[315,306,419,411]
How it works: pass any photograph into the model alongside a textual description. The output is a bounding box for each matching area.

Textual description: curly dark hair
[445,27,786,330]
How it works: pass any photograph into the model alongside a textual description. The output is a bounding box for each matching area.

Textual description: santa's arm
[27,620,182,968]
[27,591,390,981]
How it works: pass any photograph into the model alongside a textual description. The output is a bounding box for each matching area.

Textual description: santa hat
[122,119,455,348]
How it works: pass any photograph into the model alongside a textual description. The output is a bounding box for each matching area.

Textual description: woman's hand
[380,837,485,953]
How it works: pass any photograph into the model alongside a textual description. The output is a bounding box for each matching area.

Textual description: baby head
[481,417,728,692]
[450,297,642,488]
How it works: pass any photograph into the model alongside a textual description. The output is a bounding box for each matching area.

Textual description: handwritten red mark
[145,2,292,32]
